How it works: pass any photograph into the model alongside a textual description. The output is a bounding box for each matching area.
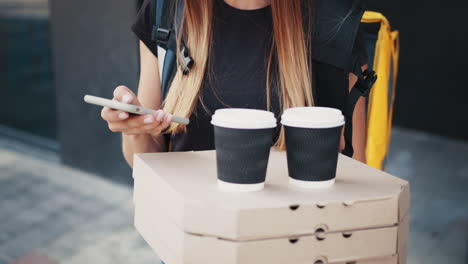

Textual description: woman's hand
[101,85,172,137]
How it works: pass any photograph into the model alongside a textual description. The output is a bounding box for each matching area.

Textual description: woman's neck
[223,0,271,10]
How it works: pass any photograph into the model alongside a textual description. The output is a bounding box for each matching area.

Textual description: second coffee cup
[281,107,345,188]
[211,108,277,192]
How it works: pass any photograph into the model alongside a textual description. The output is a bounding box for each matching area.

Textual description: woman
[101,0,368,167]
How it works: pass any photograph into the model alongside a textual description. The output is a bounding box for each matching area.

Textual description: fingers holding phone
[119,110,173,137]
[100,85,173,136]
[113,85,139,105]
[100,86,137,122]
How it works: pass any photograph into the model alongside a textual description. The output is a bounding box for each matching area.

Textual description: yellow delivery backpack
[361,11,400,170]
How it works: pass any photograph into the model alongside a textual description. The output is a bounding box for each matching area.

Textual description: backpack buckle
[179,44,194,75]
[355,70,377,97]
[152,27,172,47]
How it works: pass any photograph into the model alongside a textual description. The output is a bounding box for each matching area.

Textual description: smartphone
[84,95,190,125]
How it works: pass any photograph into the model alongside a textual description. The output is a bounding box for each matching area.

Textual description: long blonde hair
[163,0,314,150]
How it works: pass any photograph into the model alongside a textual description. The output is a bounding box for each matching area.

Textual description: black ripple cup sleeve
[281,107,345,189]
[211,109,277,192]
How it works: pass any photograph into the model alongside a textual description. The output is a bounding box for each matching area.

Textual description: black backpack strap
[312,0,378,158]
[161,50,177,98]
[150,0,193,98]
[342,60,377,157]
[151,0,174,50]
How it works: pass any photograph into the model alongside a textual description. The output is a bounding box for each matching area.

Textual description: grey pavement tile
[0,191,93,246]
[1,151,131,205]
[411,195,467,234]
[28,166,130,206]
[8,252,58,264]
[446,217,468,255]
[406,254,421,264]
[0,183,56,232]
[0,255,12,264]
[41,203,142,262]
[0,167,15,180]
[62,201,133,235]
[458,163,468,181]
[0,193,45,226]
[407,228,440,263]
[0,199,82,251]
[1,174,47,192]
[423,254,465,264]
[387,128,468,264]
[432,225,468,261]
[0,209,72,260]
[0,152,21,170]
[0,229,10,244]
[56,228,159,264]
[0,148,143,262]
[0,173,46,201]
[52,203,121,234]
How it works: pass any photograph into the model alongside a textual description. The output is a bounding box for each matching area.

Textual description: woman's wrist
[122,132,150,144]
[150,133,167,150]
[122,132,166,152]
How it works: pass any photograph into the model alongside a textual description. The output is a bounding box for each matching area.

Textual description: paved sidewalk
[386,128,468,264]
[0,142,158,264]
[0,127,468,264]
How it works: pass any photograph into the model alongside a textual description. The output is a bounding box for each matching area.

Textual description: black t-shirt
[132,0,368,151]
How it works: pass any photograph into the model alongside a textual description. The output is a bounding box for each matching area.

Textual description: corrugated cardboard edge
[397,214,409,264]
[394,178,410,224]
[386,169,410,264]
[340,154,411,223]
[345,161,410,264]
[134,196,400,264]
[134,178,403,264]
[134,206,182,264]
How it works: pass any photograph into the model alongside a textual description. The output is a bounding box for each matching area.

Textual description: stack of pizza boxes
[132,150,410,264]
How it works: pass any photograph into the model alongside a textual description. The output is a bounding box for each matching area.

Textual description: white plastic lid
[211,108,277,129]
[281,107,345,128]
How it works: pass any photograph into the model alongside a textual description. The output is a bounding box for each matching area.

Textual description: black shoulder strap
[151,0,192,98]
[312,0,378,158]
[150,0,175,51]
[342,67,377,158]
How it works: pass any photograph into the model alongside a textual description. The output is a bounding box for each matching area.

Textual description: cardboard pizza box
[134,191,409,264]
[132,149,410,241]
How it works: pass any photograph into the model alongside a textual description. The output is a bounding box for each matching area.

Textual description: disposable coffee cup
[211,108,277,192]
[281,107,345,188]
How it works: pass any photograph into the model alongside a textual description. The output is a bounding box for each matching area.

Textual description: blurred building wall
[50,0,140,183]
[365,0,468,140]
[0,2,56,139]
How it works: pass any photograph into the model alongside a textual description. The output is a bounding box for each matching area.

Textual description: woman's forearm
[122,41,168,168]
[345,65,368,163]
[122,133,167,168]
[351,95,367,163]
